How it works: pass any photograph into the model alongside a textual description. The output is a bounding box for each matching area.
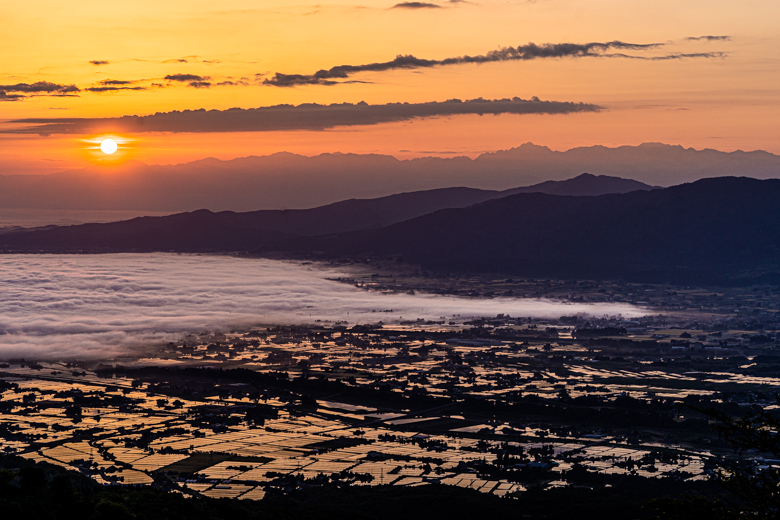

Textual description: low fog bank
[0,254,647,360]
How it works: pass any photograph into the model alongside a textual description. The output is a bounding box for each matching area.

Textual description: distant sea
[0,254,648,360]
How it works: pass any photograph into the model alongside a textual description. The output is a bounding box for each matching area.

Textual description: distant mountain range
[0,142,777,212]
[2,175,779,285]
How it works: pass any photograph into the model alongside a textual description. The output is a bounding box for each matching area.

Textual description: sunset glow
[1,2,780,515]
[0,0,777,174]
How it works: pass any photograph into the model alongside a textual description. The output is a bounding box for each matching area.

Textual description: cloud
[188,81,211,89]
[85,86,147,92]
[607,51,726,60]
[84,79,148,92]
[99,79,134,85]
[216,80,249,86]
[89,60,109,65]
[391,0,469,7]
[0,91,26,102]
[7,96,602,135]
[686,35,730,41]
[0,254,647,360]
[392,2,442,8]
[0,81,80,94]
[261,40,697,87]
[165,74,211,82]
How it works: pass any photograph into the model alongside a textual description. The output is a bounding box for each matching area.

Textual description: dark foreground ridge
[1,176,778,285]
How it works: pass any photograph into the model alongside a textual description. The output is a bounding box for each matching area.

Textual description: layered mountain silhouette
[0,142,777,212]
[297,177,780,285]
[0,172,653,240]
[1,176,779,285]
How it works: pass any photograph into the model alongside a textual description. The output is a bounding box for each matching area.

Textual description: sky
[0,254,645,359]
[1,0,779,174]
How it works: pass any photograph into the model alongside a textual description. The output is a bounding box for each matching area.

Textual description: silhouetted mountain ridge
[292,176,780,285]
[2,176,779,285]
[0,173,654,239]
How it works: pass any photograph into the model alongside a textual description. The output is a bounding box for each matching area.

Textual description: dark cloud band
[0,81,79,94]
[608,51,726,60]
[0,81,80,101]
[686,35,730,41]
[85,86,147,92]
[392,2,442,8]
[7,96,602,135]
[165,74,210,82]
[262,40,723,87]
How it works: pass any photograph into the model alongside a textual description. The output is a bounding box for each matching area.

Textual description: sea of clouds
[0,254,648,360]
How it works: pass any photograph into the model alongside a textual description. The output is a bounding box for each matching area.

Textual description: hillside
[2,176,778,285]
[297,177,780,285]
[0,173,653,245]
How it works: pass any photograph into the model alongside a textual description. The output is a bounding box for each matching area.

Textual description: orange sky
[2,0,779,174]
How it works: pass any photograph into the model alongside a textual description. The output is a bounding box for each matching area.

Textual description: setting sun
[100,139,118,154]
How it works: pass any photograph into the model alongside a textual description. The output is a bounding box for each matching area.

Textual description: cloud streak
[0,254,647,360]
[608,52,726,60]
[686,35,730,41]
[165,73,210,82]
[391,0,468,7]
[85,86,147,92]
[392,2,442,8]
[7,96,601,135]
[262,40,722,87]
[0,81,79,94]
[164,74,212,88]
[0,92,26,102]
[0,81,81,101]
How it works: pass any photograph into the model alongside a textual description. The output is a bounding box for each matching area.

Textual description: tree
[649,404,780,519]
[706,406,780,519]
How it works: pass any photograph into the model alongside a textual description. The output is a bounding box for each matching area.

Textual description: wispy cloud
[165,73,210,82]
[262,40,723,87]
[0,91,26,102]
[164,74,212,88]
[7,96,602,135]
[392,2,442,8]
[685,35,730,41]
[391,0,469,7]
[85,86,147,92]
[607,51,726,60]
[0,81,80,94]
[99,79,134,86]
[0,81,80,101]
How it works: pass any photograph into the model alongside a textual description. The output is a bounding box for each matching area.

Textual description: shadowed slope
[2,177,777,285]
[297,177,780,285]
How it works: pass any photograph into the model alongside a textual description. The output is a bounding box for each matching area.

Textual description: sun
[82,134,135,164]
[100,138,118,154]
